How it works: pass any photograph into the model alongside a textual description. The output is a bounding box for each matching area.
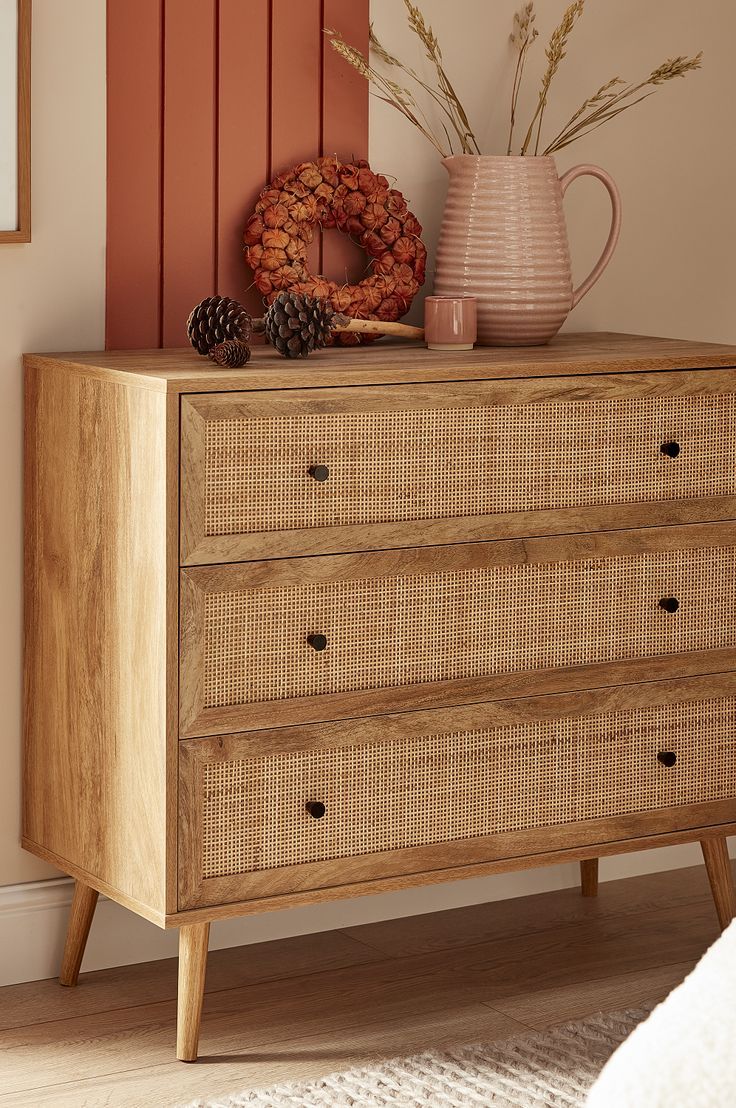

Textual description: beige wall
[0,1,107,884]
[369,0,736,342]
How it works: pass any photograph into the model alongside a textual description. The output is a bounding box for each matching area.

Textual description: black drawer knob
[307,633,328,652]
[308,464,330,482]
[306,800,326,819]
[657,751,677,768]
[660,441,681,459]
[659,597,680,614]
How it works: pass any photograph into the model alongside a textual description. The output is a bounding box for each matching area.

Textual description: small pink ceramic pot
[424,295,477,351]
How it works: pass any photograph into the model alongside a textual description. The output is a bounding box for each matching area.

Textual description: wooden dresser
[23,333,736,1061]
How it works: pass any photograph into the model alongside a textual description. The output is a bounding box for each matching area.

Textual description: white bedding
[587,918,736,1107]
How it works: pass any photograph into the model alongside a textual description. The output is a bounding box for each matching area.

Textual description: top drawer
[180,371,736,564]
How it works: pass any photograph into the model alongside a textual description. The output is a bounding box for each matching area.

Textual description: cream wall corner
[0,0,107,885]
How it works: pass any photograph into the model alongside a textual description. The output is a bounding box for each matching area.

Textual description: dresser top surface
[25,331,736,395]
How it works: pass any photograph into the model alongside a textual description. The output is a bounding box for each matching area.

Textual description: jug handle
[559,164,622,308]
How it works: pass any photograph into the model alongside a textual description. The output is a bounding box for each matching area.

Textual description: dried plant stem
[541,75,624,154]
[543,53,703,154]
[370,25,469,155]
[546,94,655,152]
[520,0,585,156]
[402,0,480,154]
[325,30,448,156]
[507,4,538,155]
[327,2,703,161]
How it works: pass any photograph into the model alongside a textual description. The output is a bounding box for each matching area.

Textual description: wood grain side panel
[161,0,218,347]
[23,362,169,916]
[21,838,167,928]
[217,0,270,311]
[106,0,163,348]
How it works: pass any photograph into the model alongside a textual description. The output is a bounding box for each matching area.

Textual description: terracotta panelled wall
[106,0,368,349]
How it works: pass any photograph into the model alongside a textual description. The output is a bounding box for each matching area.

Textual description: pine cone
[186,295,252,355]
[263,291,335,358]
[209,340,251,368]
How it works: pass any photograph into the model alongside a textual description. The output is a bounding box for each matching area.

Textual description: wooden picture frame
[0,0,30,242]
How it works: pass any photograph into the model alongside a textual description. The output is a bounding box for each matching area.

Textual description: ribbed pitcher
[433,155,622,346]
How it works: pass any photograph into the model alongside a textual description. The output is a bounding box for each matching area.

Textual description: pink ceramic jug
[433,155,622,346]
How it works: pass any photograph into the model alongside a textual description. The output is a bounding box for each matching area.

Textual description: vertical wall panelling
[161,0,218,347]
[270,0,323,280]
[321,0,369,286]
[106,0,163,349]
[217,0,270,312]
[106,0,369,348]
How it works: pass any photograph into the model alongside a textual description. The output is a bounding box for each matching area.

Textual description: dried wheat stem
[547,94,656,152]
[370,24,467,154]
[520,0,585,156]
[327,6,702,163]
[508,3,538,155]
[543,52,703,155]
[402,0,480,154]
[542,76,623,154]
[325,30,448,156]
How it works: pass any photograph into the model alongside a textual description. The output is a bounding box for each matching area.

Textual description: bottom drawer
[178,675,736,909]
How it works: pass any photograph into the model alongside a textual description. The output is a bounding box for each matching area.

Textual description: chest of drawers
[23,333,736,1061]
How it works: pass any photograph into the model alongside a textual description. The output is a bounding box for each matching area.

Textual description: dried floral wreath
[243,155,426,345]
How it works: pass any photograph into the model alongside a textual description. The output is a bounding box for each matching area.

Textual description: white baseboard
[2,840,733,987]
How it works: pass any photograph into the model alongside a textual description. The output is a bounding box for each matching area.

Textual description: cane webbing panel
[199,697,736,878]
[202,547,736,709]
[203,393,736,536]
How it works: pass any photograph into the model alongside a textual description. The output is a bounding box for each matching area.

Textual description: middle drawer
[180,522,736,736]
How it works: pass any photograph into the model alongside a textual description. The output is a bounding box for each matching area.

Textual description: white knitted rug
[183,1007,649,1108]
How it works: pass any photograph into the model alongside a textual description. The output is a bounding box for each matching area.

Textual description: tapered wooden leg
[701,837,736,932]
[59,880,99,987]
[580,859,598,895]
[580,858,599,897]
[177,923,210,1062]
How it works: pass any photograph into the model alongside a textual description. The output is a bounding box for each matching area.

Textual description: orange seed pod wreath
[243,156,427,345]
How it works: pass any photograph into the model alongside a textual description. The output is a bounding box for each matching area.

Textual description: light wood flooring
[0,860,731,1107]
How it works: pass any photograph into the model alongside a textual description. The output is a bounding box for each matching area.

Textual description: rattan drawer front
[179,524,736,736]
[178,677,736,907]
[180,374,736,563]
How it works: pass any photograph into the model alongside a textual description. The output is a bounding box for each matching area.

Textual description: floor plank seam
[336,892,714,959]
[0,956,396,1035]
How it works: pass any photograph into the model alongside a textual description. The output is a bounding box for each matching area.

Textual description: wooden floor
[0,860,730,1107]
